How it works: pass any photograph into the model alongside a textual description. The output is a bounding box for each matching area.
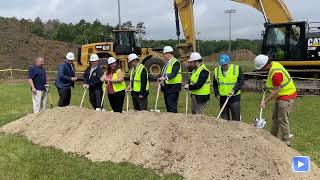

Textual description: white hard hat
[189,52,202,62]
[66,52,75,61]
[128,53,139,63]
[254,54,269,70]
[163,46,174,54]
[108,57,117,65]
[90,54,99,62]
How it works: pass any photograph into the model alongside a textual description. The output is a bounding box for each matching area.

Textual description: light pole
[117,0,121,30]
[197,32,201,53]
[225,9,236,54]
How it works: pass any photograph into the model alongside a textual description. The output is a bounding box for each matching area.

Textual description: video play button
[298,161,304,168]
[292,156,310,173]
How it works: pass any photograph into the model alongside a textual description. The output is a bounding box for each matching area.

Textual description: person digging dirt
[255,54,297,146]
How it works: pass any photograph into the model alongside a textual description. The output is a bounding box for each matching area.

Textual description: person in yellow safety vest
[255,54,297,146]
[126,53,149,111]
[158,46,182,113]
[100,57,126,113]
[212,54,244,121]
[184,52,211,115]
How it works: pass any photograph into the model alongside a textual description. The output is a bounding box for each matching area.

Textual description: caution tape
[0,67,320,81]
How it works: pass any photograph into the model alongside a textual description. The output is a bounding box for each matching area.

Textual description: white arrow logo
[298,161,305,168]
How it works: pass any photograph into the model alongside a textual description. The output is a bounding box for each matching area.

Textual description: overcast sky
[0,0,319,40]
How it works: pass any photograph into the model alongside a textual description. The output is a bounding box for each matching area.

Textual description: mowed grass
[0,80,319,179]
[0,82,182,180]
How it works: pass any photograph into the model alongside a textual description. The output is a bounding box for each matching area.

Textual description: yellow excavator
[174,0,320,77]
[75,30,165,81]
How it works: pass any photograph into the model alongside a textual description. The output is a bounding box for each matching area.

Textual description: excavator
[174,0,320,78]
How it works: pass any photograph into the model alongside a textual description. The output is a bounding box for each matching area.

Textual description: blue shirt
[28,65,47,90]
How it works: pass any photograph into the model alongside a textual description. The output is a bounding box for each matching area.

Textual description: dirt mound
[0,18,77,70]
[1,107,319,180]
[209,49,256,62]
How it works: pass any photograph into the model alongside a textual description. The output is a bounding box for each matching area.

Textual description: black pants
[108,90,125,113]
[89,87,103,109]
[220,99,241,121]
[132,95,148,111]
[164,92,179,113]
[57,88,71,107]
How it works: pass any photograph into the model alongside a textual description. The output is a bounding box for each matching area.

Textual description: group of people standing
[27,45,297,146]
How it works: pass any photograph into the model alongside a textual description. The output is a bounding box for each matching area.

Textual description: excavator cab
[112,30,142,56]
[261,21,306,61]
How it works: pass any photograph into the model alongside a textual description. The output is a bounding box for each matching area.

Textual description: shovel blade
[254,118,266,129]
[150,109,160,113]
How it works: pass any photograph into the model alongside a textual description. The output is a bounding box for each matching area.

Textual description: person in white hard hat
[184,52,211,115]
[126,53,149,111]
[254,54,297,146]
[83,54,104,110]
[55,52,77,107]
[158,46,182,113]
[100,57,126,113]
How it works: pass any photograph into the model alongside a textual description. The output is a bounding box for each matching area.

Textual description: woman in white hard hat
[126,53,149,111]
[55,52,77,107]
[184,52,211,115]
[100,57,126,113]
[83,54,104,110]
[254,54,297,146]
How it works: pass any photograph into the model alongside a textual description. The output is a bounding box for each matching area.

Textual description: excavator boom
[232,0,292,23]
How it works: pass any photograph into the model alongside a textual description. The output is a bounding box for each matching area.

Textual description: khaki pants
[32,90,47,113]
[271,99,294,144]
[191,95,207,115]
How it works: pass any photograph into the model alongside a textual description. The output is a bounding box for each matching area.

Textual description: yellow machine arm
[174,0,196,53]
[173,0,292,56]
[232,0,292,23]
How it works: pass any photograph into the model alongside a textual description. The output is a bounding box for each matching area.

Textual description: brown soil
[1,107,319,180]
[208,49,257,62]
[0,19,77,71]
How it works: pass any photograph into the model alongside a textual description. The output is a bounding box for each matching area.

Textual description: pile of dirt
[209,49,256,62]
[1,107,319,180]
[0,18,77,70]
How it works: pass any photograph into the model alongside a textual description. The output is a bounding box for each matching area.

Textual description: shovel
[254,91,267,129]
[80,88,87,108]
[97,82,108,112]
[185,89,189,115]
[126,92,130,112]
[151,83,161,113]
[217,95,231,119]
[45,84,53,108]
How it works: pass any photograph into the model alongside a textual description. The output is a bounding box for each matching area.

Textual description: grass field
[0,81,319,179]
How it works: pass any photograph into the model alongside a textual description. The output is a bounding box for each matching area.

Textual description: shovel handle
[154,83,161,110]
[80,88,87,108]
[185,90,188,115]
[259,91,266,120]
[217,95,231,119]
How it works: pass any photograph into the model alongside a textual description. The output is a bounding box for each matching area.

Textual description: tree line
[1,17,261,56]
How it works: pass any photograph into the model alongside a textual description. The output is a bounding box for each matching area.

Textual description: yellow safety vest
[162,58,182,84]
[214,64,241,96]
[266,62,296,97]
[190,64,211,95]
[130,64,150,92]
[112,69,126,93]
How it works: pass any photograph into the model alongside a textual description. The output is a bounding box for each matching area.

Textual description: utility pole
[118,0,121,30]
[197,32,201,53]
[225,9,236,54]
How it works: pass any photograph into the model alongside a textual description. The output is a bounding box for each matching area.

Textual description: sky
[0,0,319,40]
